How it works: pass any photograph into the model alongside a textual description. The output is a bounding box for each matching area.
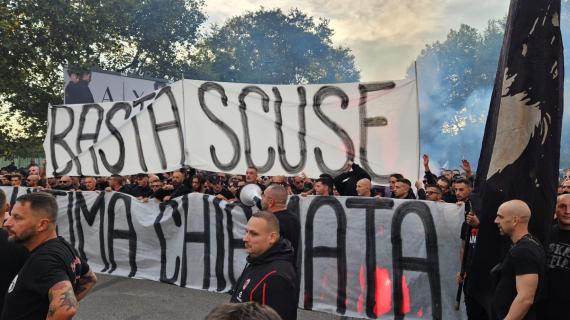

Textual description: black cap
[208,175,220,184]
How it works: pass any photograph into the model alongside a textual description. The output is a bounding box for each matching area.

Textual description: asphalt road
[75,274,342,320]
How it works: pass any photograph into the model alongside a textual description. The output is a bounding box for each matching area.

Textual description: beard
[8,228,36,244]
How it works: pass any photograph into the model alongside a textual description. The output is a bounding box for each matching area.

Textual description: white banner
[46,79,419,183]
[3,187,464,319]
[63,68,168,104]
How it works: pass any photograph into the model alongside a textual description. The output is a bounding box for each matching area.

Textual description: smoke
[416,2,570,173]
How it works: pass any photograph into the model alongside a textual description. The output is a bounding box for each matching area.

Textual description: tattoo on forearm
[75,274,95,294]
[48,306,56,317]
[59,288,78,310]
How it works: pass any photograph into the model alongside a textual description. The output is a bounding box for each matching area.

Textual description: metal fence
[0,156,45,170]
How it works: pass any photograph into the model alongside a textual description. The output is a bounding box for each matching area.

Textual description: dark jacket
[333,163,371,196]
[231,238,298,320]
[170,184,192,198]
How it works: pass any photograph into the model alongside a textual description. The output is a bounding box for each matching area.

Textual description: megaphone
[240,183,262,209]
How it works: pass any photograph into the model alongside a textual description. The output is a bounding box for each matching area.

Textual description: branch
[116,46,141,72]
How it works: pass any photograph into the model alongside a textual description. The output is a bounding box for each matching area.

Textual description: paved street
[76,274,340,320]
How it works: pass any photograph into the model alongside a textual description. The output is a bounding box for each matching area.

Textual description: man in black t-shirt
[0,189,28,314]
[333,160,371,196]
[544,193,570,319]
[2,192,97,320]
[492,200,545,320]
[260,184,300,268]
[455,178,490,319]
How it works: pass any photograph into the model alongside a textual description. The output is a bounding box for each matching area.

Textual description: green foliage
[0,2,206,119]
[188,8,360,84]
[0,0,206,157]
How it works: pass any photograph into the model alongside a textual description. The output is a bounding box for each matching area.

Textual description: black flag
[469,0,564,309]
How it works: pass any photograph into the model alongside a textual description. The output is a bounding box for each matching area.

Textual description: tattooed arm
[47,281,78,320]
[74,270,97,301]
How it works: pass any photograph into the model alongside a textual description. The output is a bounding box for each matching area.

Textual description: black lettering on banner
[391,201,441,319]
[304,196,347,314]
[223,202,251,286]
[107,193,137,277]
[181,195,211,289]
[212,198,226,291]
[50,106,79,176]
[98,102,131,174]
[130,116,148,173]
[132,90,145,99]
[273,87,307,174]
[180,194,210,289]
[346,197,395,318]
[66,192,75,247]
[77,104,104,175]
[154,201,181,284]
[130,92,156,172]
[133,92,156,111]
[358,82,396,184]
[50,191,69,240]
[239,86,275,173]
[312,86,354,176]
[286,195,302,272]
[198,82,240,171]
[147,86,185,169]
[74,192,108,270]
[102,87,114,102]
[8,187,19,214]
[176,194,188,287]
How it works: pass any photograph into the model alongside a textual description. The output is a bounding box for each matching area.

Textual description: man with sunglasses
[57,176,73,191]
[26,175,41,188]
[425,185,444,202]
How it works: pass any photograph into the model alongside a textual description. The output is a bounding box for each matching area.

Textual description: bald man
[492,200,545,320]
[356,178,372,197]
[260,184,300,266]
[25,174,41,188]
[544,194,570,319]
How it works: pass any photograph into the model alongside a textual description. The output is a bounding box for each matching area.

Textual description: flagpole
[414,61,421,181]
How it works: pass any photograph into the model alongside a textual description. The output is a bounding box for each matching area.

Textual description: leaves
[187,8,360,85]
[0,0,206,158]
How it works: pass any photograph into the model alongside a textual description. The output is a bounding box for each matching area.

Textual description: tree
[408,19,505,169]
[188,8,360,84]
[0,0,206,156]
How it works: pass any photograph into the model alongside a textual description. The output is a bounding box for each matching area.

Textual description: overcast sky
[204,0,510,81]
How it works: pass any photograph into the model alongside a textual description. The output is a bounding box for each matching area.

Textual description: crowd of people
[0,154,569,320]
[0,155,475,203]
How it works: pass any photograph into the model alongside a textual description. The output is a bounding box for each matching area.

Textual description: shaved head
[556,193,570,230]
[356,178,372,197]
[498,200,532,222]
[495,199,532,240]
[252,211,280,234]
[265,184,287,206]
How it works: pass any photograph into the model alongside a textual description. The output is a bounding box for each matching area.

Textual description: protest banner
[46,79,419,183]
[2,187,464,319]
